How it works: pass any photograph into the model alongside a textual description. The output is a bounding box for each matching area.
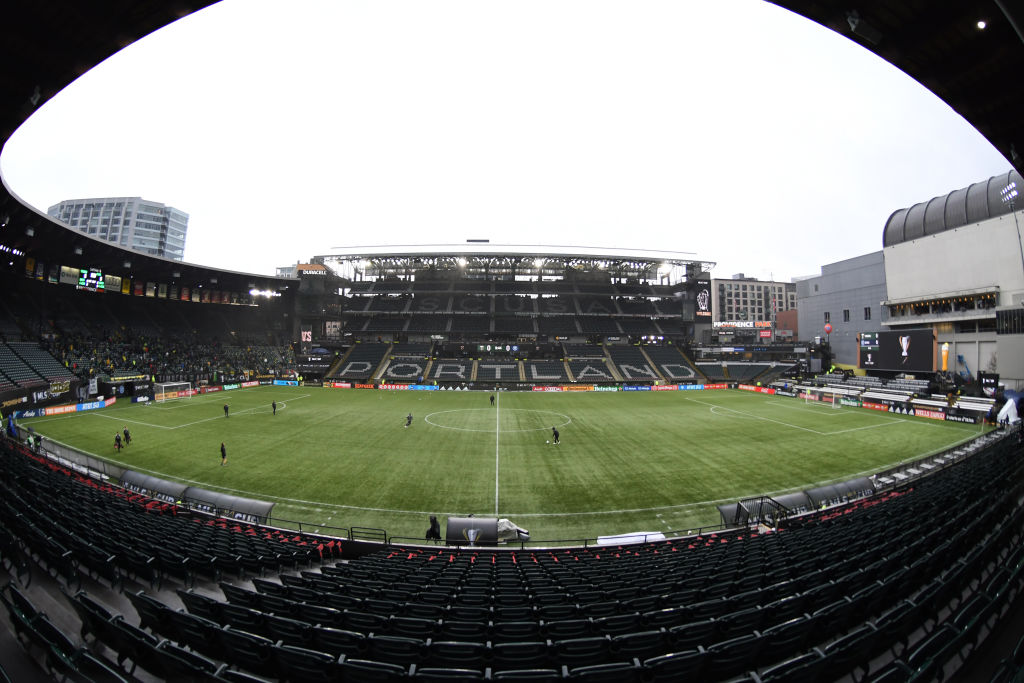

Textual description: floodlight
[977,20,987,30]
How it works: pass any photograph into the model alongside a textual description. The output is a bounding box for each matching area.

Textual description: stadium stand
[430,359,474,382]
[2,427,1021,682]
[567,358,617,383]
[537,317,579,336]
[330,343,390,380]
[606,347,661,382]
[642,345,701,383]
[493,316,535,334]
[697,361,728,381]
[523,361,569,383]
[724,363,772,382]
[476,361,521,383]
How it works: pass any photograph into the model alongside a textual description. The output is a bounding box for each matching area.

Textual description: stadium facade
[48,196,189,261]
[795,251,887,368]
[882,170,1024,389]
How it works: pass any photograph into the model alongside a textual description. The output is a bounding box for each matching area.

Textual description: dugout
[120,470,188,504]
[805,476,875,508]
[181,488,275,524]
[119,469,274,523]
[446,516,499,546]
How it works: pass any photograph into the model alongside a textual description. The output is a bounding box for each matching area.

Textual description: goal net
[154,381,193,403]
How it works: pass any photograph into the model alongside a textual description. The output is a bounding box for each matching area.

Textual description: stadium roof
[324,243,708,265]
[883,169,1024,247]
[0,1,1022,286]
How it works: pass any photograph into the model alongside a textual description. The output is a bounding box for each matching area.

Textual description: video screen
[860,330,934,372]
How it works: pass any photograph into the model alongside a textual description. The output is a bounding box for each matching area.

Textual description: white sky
[0,0,1012,281]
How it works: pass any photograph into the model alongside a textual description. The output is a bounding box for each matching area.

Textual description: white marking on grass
[495,392,500,515]
[424,408,571,433]
[86,394,311,430]
[690,396,905,435]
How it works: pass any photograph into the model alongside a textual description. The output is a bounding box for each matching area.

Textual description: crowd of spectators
[40,327,295,385]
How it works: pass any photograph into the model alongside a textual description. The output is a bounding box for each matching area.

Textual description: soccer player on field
[551,426,559,444]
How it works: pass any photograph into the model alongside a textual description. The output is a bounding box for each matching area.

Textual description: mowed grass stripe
[20,386,985,540]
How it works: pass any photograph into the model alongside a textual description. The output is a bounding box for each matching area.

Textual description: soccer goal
[806,390,842,409]
[154,381,193,403]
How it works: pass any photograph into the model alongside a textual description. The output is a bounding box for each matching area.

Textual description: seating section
[330,343,391,380]
[523,361,569,382]
[475,361,521,383]
[607,347,660,382]
[430,359,474,382]
[642,346,700,383]
[568,359,616,383]
[1,428,1023,681]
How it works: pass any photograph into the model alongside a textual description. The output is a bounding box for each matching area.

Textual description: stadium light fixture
[977,20,987,30]
[534,258,545,269]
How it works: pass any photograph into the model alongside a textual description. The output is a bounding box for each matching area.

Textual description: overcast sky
[0,0,1012,282]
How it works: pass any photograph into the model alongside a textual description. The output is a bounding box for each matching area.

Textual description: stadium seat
[265,613,315,648]
[337,657,408,683]
[491,668,563,681]
[425,639,489,669]
[552,636,612,667]
[567,660,643,682]
[311,626,367,658]
[667,618,716,650]
[610,629,670,661]
[758,650,827,683]
[490,640,552,671]
[490,620,540,643]
[366,634,427,665]
[152,640,221,680]
[167,611,224,660]
[643,649,707,681]
[273,643,339,682]
[126,591,173,637]
[177,588,223,622]
[704,633,763,680]
[218,626,276,671]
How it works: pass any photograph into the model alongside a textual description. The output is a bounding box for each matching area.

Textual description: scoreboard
[77,268,104,290]
[859,330,934,372]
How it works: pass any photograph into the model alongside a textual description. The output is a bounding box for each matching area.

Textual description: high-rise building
[47,197,188,261]
[708,274,796,343]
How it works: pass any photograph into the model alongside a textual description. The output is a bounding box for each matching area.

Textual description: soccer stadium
[1,3,1023,683]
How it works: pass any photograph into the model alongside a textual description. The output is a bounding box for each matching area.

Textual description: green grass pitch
[21,386,986,543]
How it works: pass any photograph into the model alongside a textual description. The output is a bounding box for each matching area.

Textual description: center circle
[424,408,572,433]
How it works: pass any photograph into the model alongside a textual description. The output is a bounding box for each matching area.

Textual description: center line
[494,392,500,515]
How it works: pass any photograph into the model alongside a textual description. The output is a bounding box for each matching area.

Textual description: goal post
[154,381,193,403]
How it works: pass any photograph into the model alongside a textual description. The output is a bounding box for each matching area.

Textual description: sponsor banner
[132,396,150,403]
[2,396,27,409]
[915,408,945,420]
[531,386,564,392]
[77,397,116,412]
[704,383,729,390]
[326,382,353,389]
[564,385,594,392]
[355,383,376,389]
[759,330,773,338]
[274,380,299,386]
[775,390,797,397]
[862,401,888,411]
[408,385,439,391]
[840,398,861,407]
[110,373,148,382]
[241,381,259,388]
[945,414,977,424]
[222,383,240,391]
[622,385,652,392]
[258,379,274,385]
[799,392,819,401]
[201,386,223,394]
[679,384,705,391]
[380,383,410,391]
[712,320,773,329]
[593,386,619,392]
[887,405,916,416]
[652,385,678,391]
[738,384,776,395]
[17,396,117,418]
